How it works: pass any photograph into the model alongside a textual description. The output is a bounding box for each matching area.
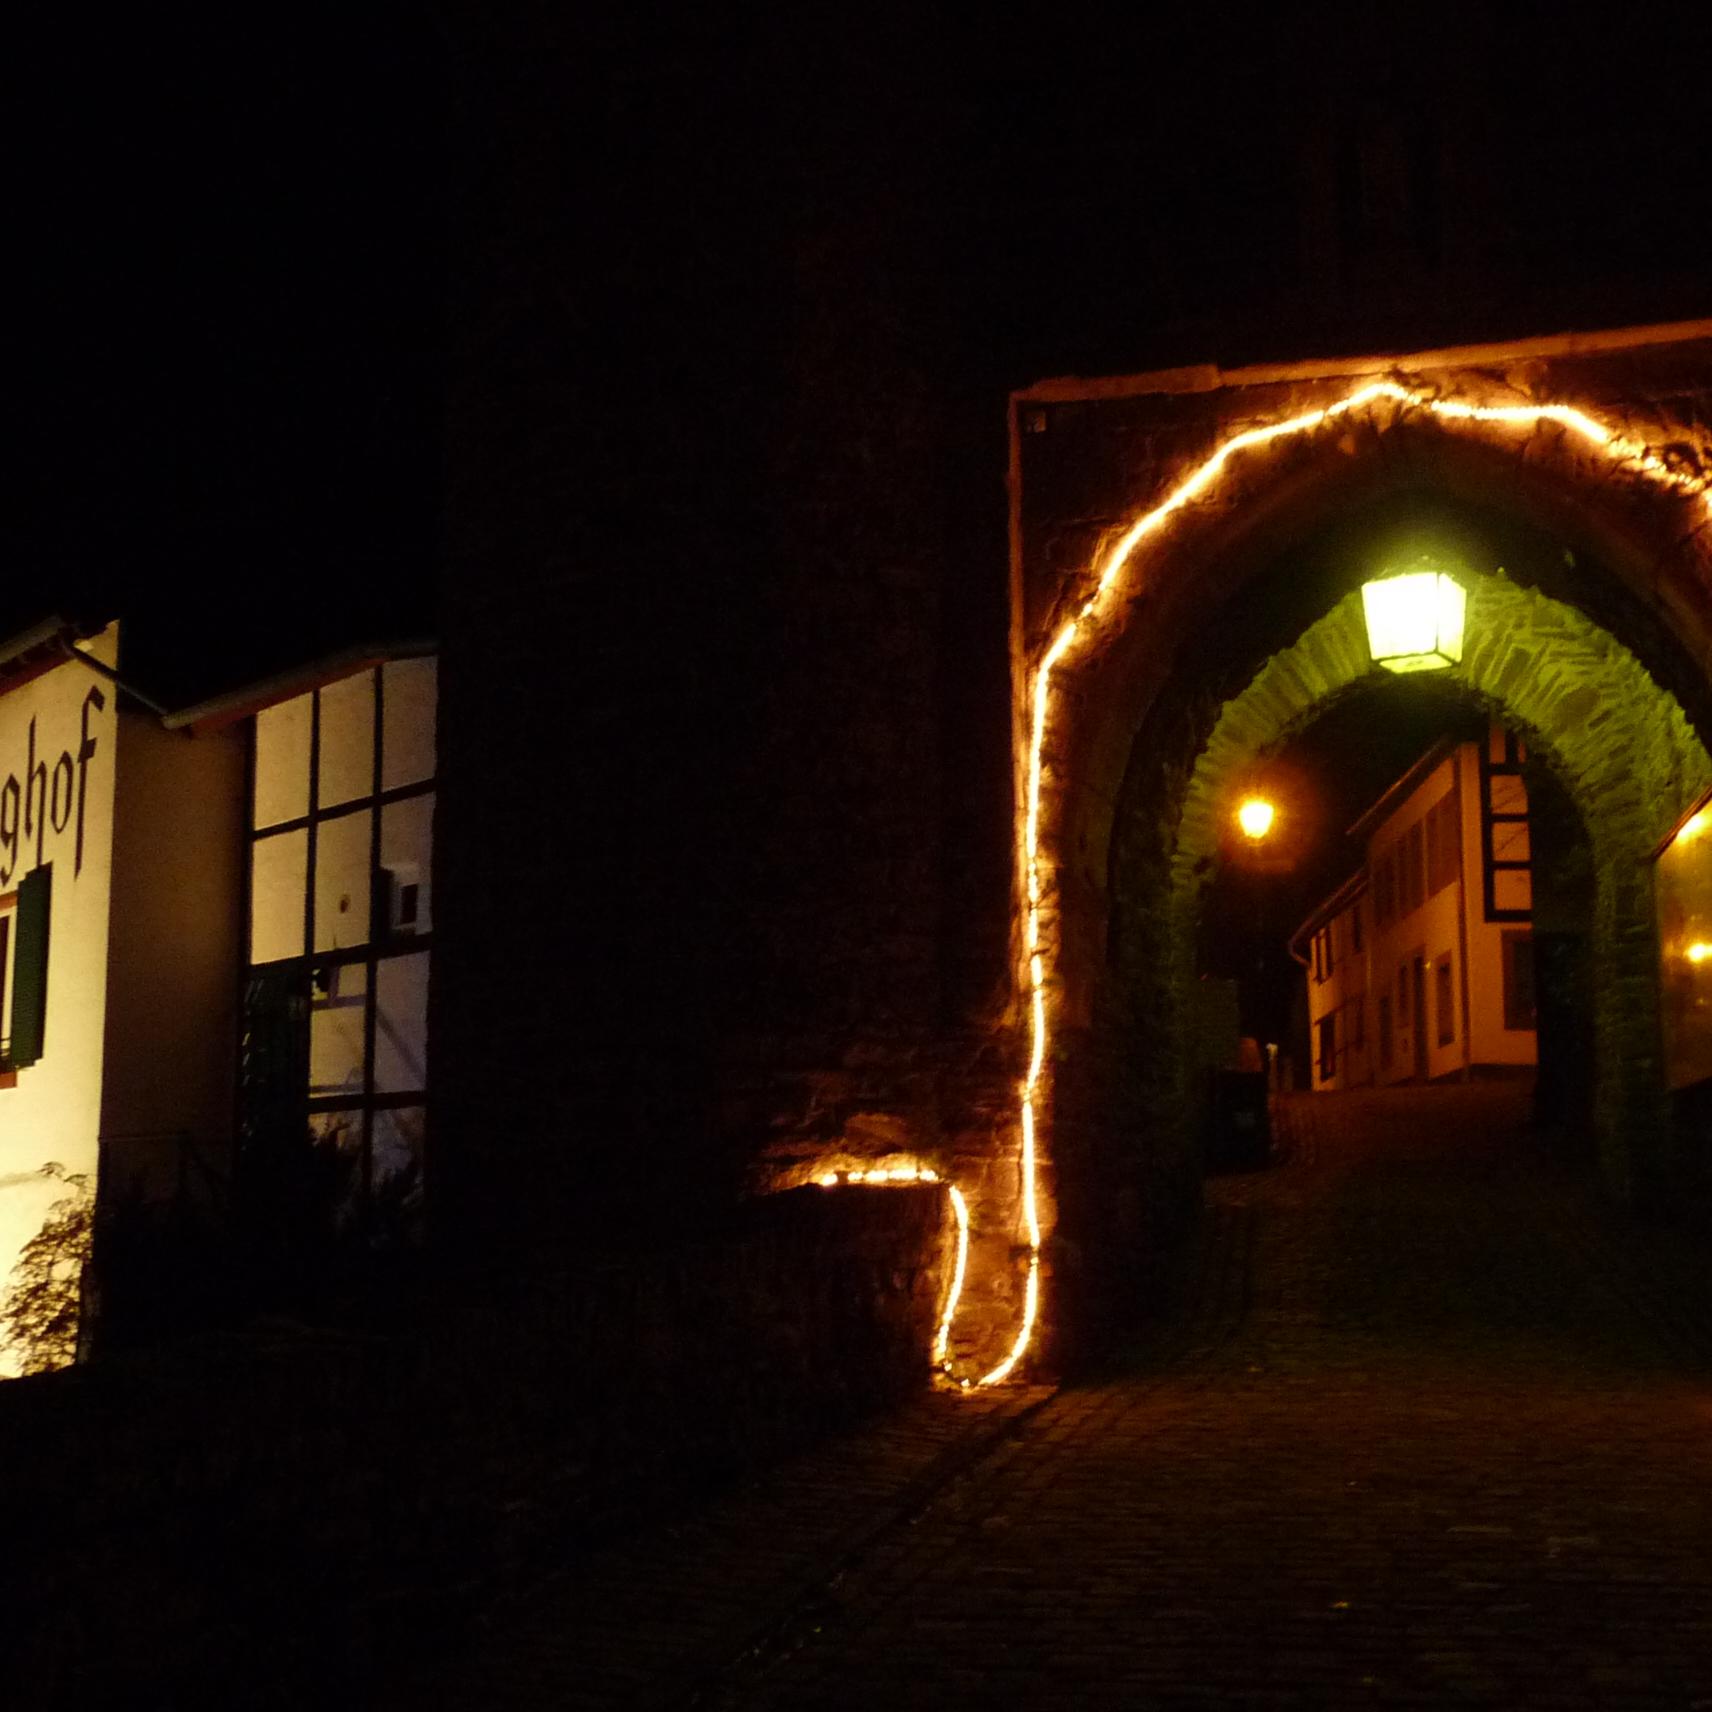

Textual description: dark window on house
[1502,931,1537,1030]
[1372,852,1395,926]
[1436,956,1455,1045]
[1427,791,1459,896]
[1401,821,1426,915]
[1378,994,1393,1069]
[1396,964,1410,1026]
[1318,1013,1337,1081]
[9,864,51,1069]
[0,904,10,1074]
[1348,996,1366,1051]
[1351,903,1364,952]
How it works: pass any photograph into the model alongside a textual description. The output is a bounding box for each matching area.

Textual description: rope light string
[825,377,1712,1390]
[934,1184,971,1368]
[812,1164,972,1383]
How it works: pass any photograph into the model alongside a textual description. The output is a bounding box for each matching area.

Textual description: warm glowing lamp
[1362,570,1467,673]
[1688,941,1712,965]
[1677,810,1710,846]
[1237,797,1276,840]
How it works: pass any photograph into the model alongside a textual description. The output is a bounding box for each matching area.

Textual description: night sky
[10,9,447,708]
[11,11,1712,716]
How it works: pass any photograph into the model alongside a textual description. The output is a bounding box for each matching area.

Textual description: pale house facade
[1292,725,1537,1092]
[0,619,437,1377]
[0,619,246,1374]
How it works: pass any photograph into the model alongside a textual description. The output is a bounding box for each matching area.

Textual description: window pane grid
[245,666,434,1237]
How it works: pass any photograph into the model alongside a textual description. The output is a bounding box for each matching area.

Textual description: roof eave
[165,637,437,733]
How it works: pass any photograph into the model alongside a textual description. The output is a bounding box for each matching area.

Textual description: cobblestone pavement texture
[390,1086,1712,1708]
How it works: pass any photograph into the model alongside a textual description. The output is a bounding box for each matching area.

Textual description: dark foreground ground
[385,1086,1712,1708]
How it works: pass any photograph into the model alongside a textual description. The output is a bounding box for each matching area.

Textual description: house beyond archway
[978,325,1712,1379]
[1167,575,1708,1178]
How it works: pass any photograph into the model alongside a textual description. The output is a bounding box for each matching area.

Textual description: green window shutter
[11,864,52,1068]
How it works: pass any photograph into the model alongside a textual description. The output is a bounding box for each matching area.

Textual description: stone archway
[1009,345,1712,1375]
[1167,574,1711,1198]
[1058,567,1712,1360]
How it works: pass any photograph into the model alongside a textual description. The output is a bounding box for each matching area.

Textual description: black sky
[11,12,1712,711]
[11,8,447,706]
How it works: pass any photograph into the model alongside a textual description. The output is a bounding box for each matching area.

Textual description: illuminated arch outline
[986,379,1712,1387]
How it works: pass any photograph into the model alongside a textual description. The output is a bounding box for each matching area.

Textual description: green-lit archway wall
[1168,570,1712,1198]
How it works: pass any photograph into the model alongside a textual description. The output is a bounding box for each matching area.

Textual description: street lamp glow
[1362,571,1467,673]
[1687,941,1712,965]
[1237,797,1276,840]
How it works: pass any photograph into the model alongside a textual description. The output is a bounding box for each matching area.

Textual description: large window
[245,657,436,1235]
[1317,1013,1337,1082]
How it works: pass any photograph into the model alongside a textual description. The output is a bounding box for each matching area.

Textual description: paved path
[396,1086,1712,1708]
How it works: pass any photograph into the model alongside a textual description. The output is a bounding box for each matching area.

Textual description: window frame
[245,664,435,1232]
[1481,729,1532,922]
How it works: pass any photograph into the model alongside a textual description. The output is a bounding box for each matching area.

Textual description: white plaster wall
[98,706,245,1167]
[1367,754,1465,1085]
[0,630,118,1375]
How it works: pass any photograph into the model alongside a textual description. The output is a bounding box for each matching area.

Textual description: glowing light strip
[1009,378,1712,1384]
[813,1164,972,1381]
[819,1165,942,1185]
[934,1184,970,1368]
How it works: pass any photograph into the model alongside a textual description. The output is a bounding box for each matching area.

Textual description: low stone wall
[0,1183,950,1709]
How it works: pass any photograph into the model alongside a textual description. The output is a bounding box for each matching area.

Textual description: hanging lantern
[1236,797,1276,840]
[1361,570,1467,673]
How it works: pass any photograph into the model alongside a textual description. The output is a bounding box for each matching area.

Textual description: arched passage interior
[1049,489,1712,1357]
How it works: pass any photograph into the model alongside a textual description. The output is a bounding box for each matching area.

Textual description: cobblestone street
[395,1086,1712,1708]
